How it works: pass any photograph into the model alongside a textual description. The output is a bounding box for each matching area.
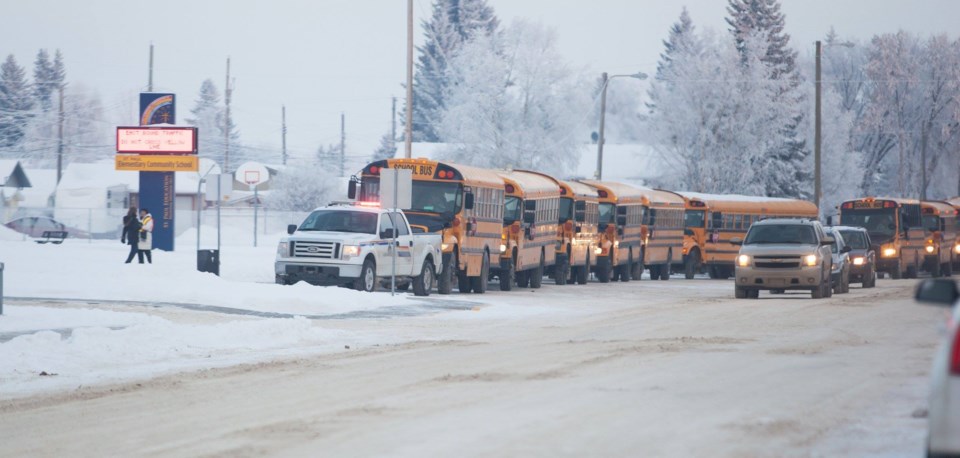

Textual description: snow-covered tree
[268,160,339,211]
[186,79,240,169]
[315,143,340,169]
[436,20,590,176]
[726,0,809,198]
[32,49,65,112]
[0,55,34,150]
[411,0,499,142]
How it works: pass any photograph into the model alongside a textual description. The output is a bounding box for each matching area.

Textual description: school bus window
[504,196,521,224]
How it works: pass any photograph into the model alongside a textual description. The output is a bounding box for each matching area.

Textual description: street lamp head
[630,72,649,80]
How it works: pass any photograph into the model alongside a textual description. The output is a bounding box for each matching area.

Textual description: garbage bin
[197,250,220,276]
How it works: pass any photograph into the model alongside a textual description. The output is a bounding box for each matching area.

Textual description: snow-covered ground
[0,226,946,456]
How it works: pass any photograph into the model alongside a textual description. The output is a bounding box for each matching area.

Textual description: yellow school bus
[578,180,646,283]
[839,197,925,279]
[640,189,686,281]
[494,170,561,290]
[920,200,958,277]
[946,198,960,271]
[352,158,504,294]
[674,193,818,279]
[558,179,601,285]
[520,170,600,285]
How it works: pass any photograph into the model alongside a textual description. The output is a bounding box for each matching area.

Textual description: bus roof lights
[369,166,380,174]
[598,190,608,198]
[505,184,516,193]
[884,201,896,208]
[691,200,706,207]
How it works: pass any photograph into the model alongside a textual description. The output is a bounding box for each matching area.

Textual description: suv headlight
[852,256,864,266]
[804,254,818,267]
[737,254,750,267]
[277,241,289,257]
[342,245,361,259]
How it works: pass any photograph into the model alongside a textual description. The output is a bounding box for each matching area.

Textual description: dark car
[835,225,877,288]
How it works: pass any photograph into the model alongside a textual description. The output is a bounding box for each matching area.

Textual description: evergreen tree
[33,49,54,111]
[0,55,34,149]
[655,7,695,81]
[411,0,499,142]
[725,0,808,198]
[315,143,339,169]
[186,79,239,168]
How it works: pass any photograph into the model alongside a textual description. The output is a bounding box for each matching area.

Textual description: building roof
[0,160,31,188]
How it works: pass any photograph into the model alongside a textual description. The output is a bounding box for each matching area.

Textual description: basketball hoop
[244,170,261,186]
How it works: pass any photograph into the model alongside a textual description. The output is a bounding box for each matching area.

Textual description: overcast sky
[2,0,957,167]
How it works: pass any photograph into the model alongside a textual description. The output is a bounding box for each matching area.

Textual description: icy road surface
[0,276,942,457]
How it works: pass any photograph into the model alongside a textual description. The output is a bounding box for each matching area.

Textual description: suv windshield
[298,210,378,234]
[838,230,868,249]
[744,224,817,245]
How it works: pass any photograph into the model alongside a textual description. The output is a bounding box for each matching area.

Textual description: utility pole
[596,72,609,180]
[340,112,346,177]
[814,40,822,218]
[148,43,154,92]
[281,105,287,166]
[391,96,397,156]
[404,0,413,158]
[224,57,232,173]
[921,120,929,201]
[56,85,64,184]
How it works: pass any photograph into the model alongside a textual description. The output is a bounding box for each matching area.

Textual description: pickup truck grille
[293,241,340,259]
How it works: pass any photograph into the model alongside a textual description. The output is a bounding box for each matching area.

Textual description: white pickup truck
[275,204,442,295]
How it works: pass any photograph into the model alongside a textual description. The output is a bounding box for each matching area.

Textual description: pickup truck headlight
[342,245,361,259]
[852,256,864,266]
[737,254,750,267]
[804,254,818,267]
[882,247,897,258]
[277,242,289,257]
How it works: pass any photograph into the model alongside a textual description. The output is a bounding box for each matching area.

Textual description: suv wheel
[735,286,748,299]
[811,281,824,299]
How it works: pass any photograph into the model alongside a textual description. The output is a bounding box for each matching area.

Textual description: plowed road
[0,278,944,456]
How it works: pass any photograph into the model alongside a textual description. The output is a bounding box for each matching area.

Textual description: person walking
[138,208,154,264]
[121,207,141,263]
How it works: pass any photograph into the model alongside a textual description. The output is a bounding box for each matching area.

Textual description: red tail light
[951,327,960,376]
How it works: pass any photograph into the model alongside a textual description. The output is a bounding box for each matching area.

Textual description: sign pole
[391,172,398,296]
[253,185,259,248]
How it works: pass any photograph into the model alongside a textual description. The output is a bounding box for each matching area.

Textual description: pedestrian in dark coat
[121,207,141,263]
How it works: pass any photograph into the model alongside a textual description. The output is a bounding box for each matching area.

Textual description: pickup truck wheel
[437,254,454,295]
[530,253,545,288]
[470,252,489,293]
[354,259,377,292]
[412,260,434,296]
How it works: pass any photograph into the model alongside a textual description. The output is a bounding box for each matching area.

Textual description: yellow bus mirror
[464,192,475,210]
[348,180,357,199]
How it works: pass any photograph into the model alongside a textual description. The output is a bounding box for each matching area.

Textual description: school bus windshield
[841,208,897,242]
[504,196,522,225]
[685,210,705,228]
[559,197,574,223]
[361,179,462,215]
[922,214,940,231]
[599,203,615,224]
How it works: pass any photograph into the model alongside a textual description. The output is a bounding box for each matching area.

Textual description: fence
[3,205,308,247]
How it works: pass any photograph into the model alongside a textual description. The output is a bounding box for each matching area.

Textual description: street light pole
[595,71,647,181]
[815,40,822,217]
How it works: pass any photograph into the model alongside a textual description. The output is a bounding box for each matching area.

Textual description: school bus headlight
[441,243,450,251]
[925,245,935,254]
[737,255,750,267]
[594,247,603,255]
[804,254,818,267]
[955,244,960,254]
[882,247,897,257]
[500,244,507,253]
[852,257,865,266]
[342,245,361,259]
[613,240,620,248]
